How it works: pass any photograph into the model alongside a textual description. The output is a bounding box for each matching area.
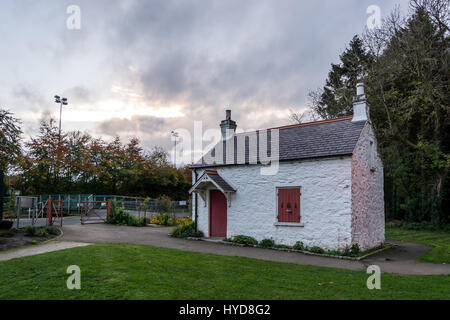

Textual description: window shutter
[277,188,301,223]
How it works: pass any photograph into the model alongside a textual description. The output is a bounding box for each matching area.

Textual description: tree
[0,109,22,220]
[364,0,449,226]
[305,35,373,120]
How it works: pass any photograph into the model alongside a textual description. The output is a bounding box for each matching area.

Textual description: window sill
[274,222,304,227]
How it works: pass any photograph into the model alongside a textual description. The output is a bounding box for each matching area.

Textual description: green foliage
[306,2,450,228]
[307,36,373,119]
[169,221,204,238]
[10,119,190,199]
[231,235,258,246]
[106,200,145,227]
[350,244,360,256]
[156,195,172,213]
[24,226,38,236]
[43,226,59,235]
[259,239,275,248]
[309,246,325,254]
[24,226,50,237]
[293,241,305,250]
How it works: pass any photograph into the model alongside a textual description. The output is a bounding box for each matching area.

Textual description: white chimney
[352,82,368,122]
[220,109,237,140]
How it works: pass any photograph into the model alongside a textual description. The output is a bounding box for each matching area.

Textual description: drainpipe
[194,168,198,232]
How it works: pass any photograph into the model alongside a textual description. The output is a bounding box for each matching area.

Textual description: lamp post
[54,95,68,139]
[171,131,179,168]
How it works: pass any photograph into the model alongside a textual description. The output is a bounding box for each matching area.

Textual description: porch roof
[189,170,236,194]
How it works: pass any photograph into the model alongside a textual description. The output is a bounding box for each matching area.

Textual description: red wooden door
[210,190,227,237]
[277,188,301,222]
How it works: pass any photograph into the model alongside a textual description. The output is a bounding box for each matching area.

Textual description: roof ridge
[234,115,354,136]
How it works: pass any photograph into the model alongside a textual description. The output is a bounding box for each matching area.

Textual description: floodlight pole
[171,131,179,168]
[54,95,68,140]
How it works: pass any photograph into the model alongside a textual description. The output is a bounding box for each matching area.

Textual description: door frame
[208,189,227,237]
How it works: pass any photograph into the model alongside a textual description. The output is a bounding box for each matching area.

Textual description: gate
[33,197,64,227]
[80,200,111,224]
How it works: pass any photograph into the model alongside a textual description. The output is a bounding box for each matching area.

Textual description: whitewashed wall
[193,156,353,250]
[351,123,385,250]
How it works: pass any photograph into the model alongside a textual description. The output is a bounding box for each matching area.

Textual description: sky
[0,0,410,164]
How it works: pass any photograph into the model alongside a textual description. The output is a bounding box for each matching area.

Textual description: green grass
[0,244,448,300]
[386,227,450,263]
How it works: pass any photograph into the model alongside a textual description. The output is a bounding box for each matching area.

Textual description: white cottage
[190,83,384,251]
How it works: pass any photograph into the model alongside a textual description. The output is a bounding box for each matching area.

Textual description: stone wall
[351,123,385,250]
[192,156,353,250]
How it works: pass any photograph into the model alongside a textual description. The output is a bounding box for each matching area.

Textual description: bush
[35,228,49,237]
[309,246,325,254]
[350,244,360,256]
[231,235,258,246]
[107,200,145,227]
[25,226,50,237]
[170,221,203,238]
[44,226,59,235]
[293,241,305,251]
[156,195,172,213]
[259,239,275,248]
[25,226,38,236]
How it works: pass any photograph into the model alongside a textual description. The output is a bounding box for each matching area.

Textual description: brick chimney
[352,82,368,122]
[220,109,237,140]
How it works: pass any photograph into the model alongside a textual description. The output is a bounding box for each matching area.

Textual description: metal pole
[16,197,21,229]
[59,101,63,138]
[32,198,36,226]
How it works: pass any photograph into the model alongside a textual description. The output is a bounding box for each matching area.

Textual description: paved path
[0,241,91,261]
[58,224,450,275]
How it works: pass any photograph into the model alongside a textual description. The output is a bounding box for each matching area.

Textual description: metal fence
[1,194,191,228]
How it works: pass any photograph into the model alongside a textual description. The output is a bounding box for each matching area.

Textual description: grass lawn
[386,226,450,263]
[0,244,449,300]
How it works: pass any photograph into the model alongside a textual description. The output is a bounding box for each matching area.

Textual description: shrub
[170,221,203,238]
[107,200,145,227]
[259,239,275,248]
[350,244,360,256]
[231,235,258,246]
[309,246,325,254]
[25,226,38,236]
[156,195,172,213]
[44,226,59,235]
[293,241,305,251]
[35,228,49,237]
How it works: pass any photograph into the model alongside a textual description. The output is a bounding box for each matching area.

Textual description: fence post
[16,197,21,229]
[107,199,112,219]
[47,197,53,226]
[31,198,36,226]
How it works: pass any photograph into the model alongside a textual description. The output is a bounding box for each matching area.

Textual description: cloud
[1,0,411,152]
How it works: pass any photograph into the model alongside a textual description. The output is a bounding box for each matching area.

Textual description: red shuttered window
[277,187,301,223]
